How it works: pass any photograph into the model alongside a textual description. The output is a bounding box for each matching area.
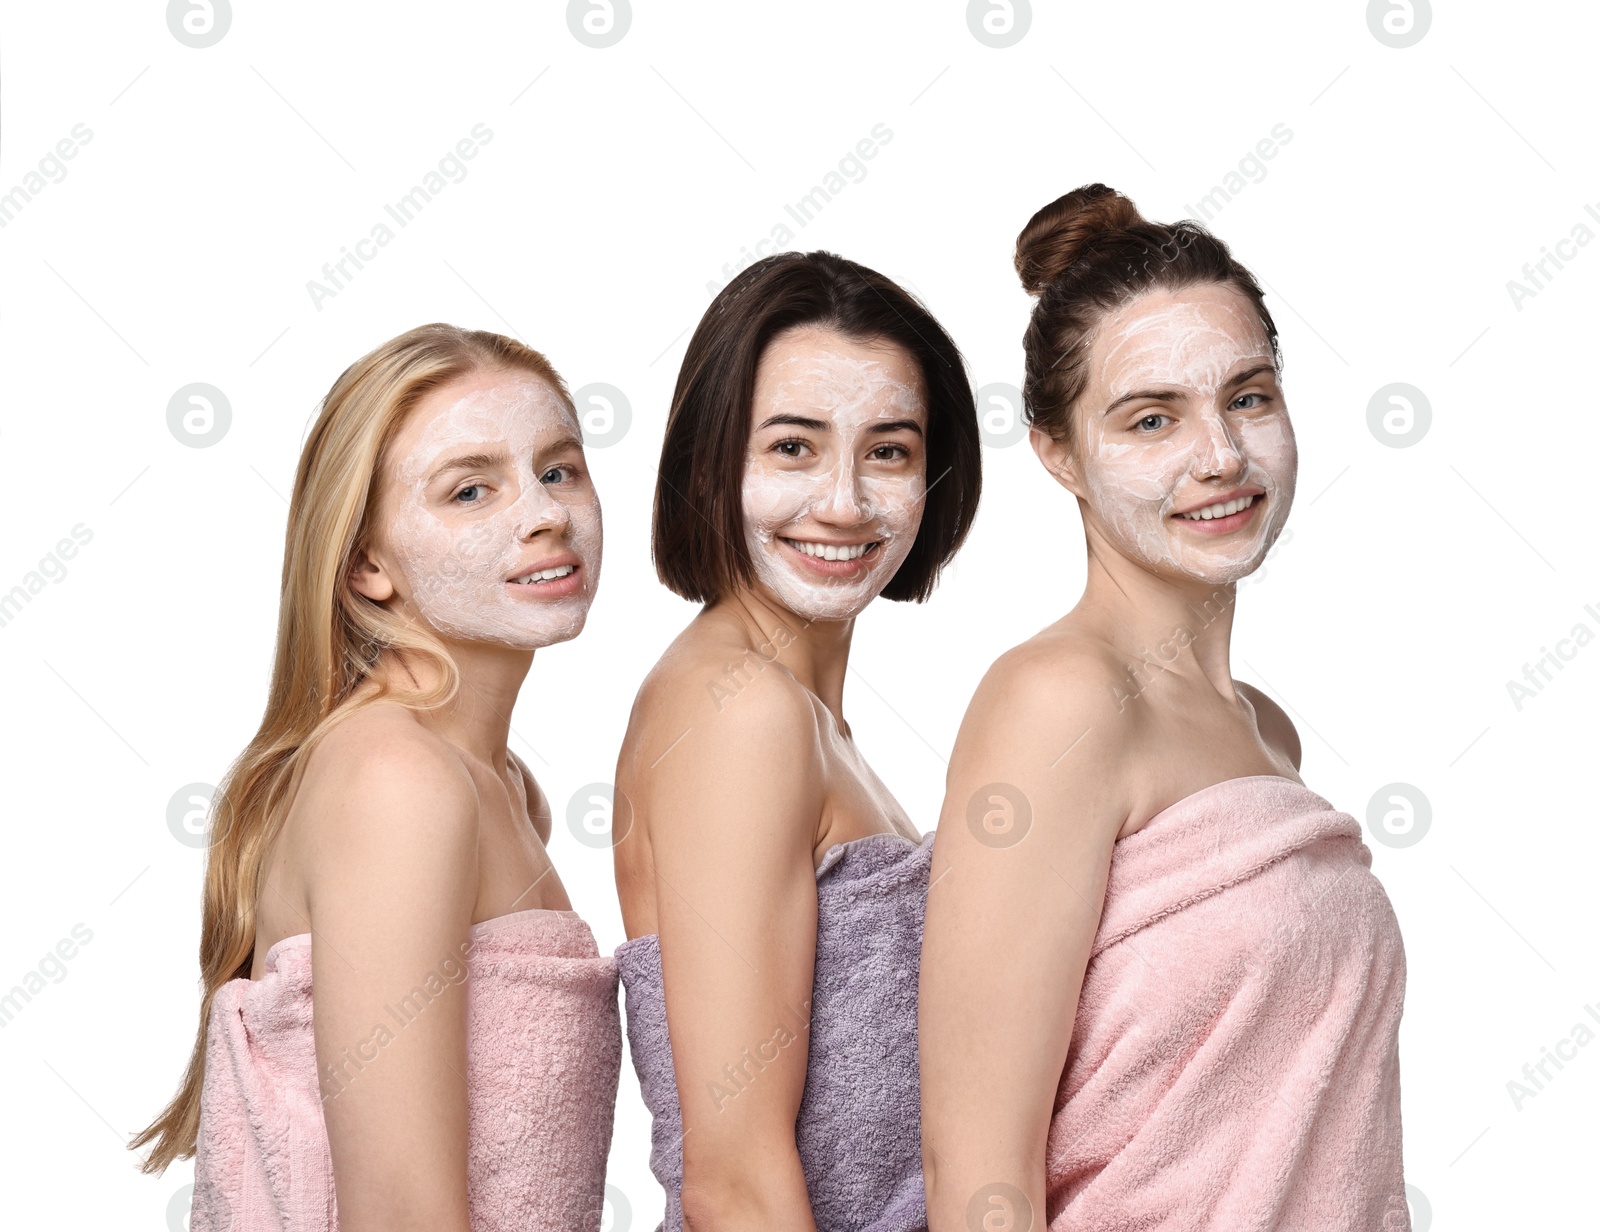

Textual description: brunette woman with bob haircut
[653,250,980,604]
[613,249,980,1232]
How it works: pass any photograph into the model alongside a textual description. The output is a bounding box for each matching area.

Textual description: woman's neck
[1074,537,1241,701]
[378,641,534,768]
[710,587,856,723]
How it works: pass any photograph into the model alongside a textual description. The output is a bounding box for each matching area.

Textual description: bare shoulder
[291,703,480,867]
[617,618,824,867]
[935,625,1136,884]
[1235,681,1302,770]
[625,618,820,773]
[966,625,1145,752]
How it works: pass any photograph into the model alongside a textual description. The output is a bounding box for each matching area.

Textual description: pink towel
[1046,776,1406,1231]
[190,908,622,1230]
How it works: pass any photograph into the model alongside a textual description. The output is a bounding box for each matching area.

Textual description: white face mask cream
[740,327,927,623]
[1073,285,1297,584]
[377,372,602,649]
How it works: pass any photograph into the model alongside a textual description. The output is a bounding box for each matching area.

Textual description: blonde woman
[130,324,622,1232]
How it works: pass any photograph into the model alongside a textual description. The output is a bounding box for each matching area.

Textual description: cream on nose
[1192,414,1246,477]
[813,458,870,521]
[512,478,569,537]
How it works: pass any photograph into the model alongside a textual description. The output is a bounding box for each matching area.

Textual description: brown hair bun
[1014,183,1145,296]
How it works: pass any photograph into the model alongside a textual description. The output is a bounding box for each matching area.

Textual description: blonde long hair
[130,322,575,1173]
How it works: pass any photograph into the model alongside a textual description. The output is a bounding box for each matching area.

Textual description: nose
[512,478,570,539]
[811,456,870,525]
[1191,410,1246,480]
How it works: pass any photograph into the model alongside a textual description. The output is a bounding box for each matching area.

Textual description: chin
[774,586,877,625]
[458,610,592,652]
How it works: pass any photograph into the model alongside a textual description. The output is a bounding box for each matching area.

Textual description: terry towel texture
[191,908,622,1231]
[1047,776,1407,1231]
[617,831,933,1232]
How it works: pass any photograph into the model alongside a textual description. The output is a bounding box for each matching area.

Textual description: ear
[348,545,397,603]
[1029,426,1088,500]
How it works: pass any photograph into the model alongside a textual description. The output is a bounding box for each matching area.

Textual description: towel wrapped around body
[1047,775,1407,1231]
[191,908,622,1231]
[617,830,933,1232]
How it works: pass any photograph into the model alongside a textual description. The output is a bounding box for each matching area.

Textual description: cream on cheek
[385,383,601,648]
[741,353,924,621]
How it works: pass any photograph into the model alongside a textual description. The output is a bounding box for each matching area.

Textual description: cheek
[1084,436,1188,505]
[388,501,456,571]
[390,496,517,593]
[742,467,818,532]
[1238,417,1298,486]
[565,492,603,561]
[859,473,924,533]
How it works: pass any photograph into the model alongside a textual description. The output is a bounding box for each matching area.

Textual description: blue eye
[453,484,484,503]
[1231,392,1268,411]
[1136,413,1169,432]
[541,465,573,484]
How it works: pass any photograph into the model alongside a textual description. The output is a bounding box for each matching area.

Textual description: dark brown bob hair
[653,249,981,605]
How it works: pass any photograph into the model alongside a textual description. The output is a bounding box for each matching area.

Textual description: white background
[1,1,1595,1228]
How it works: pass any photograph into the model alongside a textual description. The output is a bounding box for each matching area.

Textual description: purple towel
[616,831,933,1232]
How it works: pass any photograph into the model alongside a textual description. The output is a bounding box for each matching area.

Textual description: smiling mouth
[1175,494,1262,522]
[780,537,881,562]
[509,564,577,585]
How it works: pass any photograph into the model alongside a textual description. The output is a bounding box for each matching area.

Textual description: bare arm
[633,671,824,1232]
[296,716,480,1232]
[919,647,1131,1232]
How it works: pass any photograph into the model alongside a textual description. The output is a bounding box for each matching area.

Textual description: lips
[778,536,882,577]
[507,553,580,584]
[1170,487,1263,519]
[780,537,880,562]
[1170,492,1263,535]
[508,564,576,585]
[505,555,584,598]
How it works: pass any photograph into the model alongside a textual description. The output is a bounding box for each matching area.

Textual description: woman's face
[1054,283,1297,585]
[361,368,602,649]
[741,325,928,623]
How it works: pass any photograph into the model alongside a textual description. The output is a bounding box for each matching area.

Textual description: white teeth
[512,564,575,584]
[783,538,874,561]
[1179,495,1257,522]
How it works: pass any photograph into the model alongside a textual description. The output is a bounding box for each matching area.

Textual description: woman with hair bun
[131,324,622,1231]
[919,186,1406,1230]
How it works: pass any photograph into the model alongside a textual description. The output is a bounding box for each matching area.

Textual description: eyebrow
[756,413,925,436]
[1102,364,1277,416]
[424,448,510,484]
[421,432,588,485]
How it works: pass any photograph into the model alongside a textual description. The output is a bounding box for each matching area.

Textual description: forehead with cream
[1090,283,1275,409]
[752,328,926,427]
[391,371,578,489]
